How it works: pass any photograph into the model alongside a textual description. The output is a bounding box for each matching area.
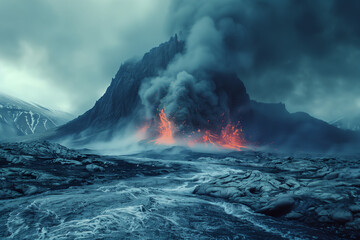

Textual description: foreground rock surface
[0,141,174,200]
[192,151,360,237]
[1,141,359,239]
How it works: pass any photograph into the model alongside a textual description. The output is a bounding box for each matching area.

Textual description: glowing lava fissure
[138,109,246,151]
[154,109,175,145]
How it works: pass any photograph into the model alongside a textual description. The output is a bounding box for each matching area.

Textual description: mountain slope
[61,35,185,134]
[0,93,73,140]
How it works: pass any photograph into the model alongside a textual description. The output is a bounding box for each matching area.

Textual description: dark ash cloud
[139,16,251,129]
[165,0,360,121]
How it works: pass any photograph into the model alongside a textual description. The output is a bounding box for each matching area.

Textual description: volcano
[58,35,359,152]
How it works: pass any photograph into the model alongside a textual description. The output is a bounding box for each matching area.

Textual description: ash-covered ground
[0,141,359,239]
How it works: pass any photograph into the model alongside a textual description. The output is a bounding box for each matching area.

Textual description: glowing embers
[214,123,246,150]
[192,122,245,151]
[136,109,246,151]
[154,109,175,145]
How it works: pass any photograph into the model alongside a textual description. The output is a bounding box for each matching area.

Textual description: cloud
[139,15,250,129]
[0,0,169,114]
[1,0,359,122]
[166,0,360,121]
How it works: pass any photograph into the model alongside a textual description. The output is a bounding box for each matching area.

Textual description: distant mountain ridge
[0,93,73,140]
[331,114,360,131]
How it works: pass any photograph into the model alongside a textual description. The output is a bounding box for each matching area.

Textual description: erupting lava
[137,109,246,151]
[216,124,245,150]
[155,109,175,145]
[197,123,245,150]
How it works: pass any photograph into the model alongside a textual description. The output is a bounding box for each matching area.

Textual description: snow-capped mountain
[0,93,73,140]
[331,114,360,131]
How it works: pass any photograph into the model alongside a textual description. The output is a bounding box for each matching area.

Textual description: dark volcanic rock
[192,151,360,235]
[331,209,353,223]
[1,142,359,239]
[258,196,295,217]
[0,141,174,200]
[285,212,303,220]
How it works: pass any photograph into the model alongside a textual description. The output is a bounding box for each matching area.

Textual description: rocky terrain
[0,141,359,239]
[193,151,360,237]
[0,141,174,200]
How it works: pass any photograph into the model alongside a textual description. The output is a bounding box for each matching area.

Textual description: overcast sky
[0,0,169,115]
[1,0,360,122]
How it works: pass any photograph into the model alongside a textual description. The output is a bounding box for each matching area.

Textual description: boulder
[349,205,360,213]
[285,212,303,220]
[258,197,295,217]
[331,209,353,223]
[86,164,105,172]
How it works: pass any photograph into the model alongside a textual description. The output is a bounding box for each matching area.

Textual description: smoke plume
[141,0,360,122]
[139,14,251,129]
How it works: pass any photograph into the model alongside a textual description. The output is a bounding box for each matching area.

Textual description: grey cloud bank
[166,0,360,121]
[0,0,169,114]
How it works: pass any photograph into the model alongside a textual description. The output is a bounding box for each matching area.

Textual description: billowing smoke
[141,0,360,123]
[139,15,250,130]
[140,70,219,130]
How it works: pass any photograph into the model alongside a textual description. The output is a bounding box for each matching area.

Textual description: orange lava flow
[155,109,175,145]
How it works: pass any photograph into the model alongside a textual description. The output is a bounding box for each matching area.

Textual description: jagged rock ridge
[61,35,185,133]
